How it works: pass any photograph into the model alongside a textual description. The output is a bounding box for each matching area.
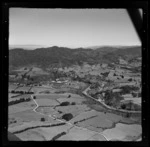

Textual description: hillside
[9,46,141,69]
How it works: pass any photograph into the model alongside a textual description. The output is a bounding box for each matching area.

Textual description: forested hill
[9,46,141,68]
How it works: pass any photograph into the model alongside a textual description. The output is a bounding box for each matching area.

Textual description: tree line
[9,98,31,106]
[11,90,34,94]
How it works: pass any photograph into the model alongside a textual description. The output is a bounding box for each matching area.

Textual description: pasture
[16,86,31,92]
[35,94,69,100]
[57,127,97,140]
[102,123,142,141]
[32,87,55,94]
[8,101,35,114]
[10,109,56,123]
[9,84,18,91]
[35,99,59,106]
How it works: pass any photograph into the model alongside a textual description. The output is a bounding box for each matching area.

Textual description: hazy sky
[9,8,141,48]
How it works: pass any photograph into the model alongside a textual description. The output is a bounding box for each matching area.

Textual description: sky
[9,8,141,49]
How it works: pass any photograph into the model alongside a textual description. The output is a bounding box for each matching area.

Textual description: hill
[9,46,141,69]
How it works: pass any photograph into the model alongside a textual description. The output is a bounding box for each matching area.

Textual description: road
[31,95,109,141]
[82,86,141,114]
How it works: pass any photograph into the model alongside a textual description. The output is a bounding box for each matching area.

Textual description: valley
[8,46,142,141]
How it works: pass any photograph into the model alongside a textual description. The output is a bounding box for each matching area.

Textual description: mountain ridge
[9,46,141,69]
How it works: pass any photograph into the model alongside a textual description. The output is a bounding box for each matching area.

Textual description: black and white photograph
[6,7,144,142]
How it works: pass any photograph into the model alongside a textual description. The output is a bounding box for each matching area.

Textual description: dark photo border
[1,1,149,147]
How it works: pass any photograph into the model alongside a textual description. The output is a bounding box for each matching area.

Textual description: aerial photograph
[8,8,142,141]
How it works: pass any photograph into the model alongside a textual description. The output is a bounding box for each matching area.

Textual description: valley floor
[8,84,141,141]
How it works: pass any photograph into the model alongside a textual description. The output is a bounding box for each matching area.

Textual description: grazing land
[8,46,141,141]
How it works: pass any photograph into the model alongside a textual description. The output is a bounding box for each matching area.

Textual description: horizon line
[9,44,141,49]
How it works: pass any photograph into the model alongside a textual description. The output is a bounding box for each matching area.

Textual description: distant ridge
[9,44,141,50]
[86,45,141,49]
[9,45,141,69]
[9,44,48,50]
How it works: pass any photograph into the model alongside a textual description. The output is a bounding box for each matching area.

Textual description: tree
[60,102,70,106]
[125,113,131,118]
[114,73,117,76]
[138,92,141,97]
[33,96,36,99]
[132,92,137,97]
[71,102,76,105]
[62,113,73,121]
[121,104,126,109]
[128,78,132,82]
[11,90,15,93]
[41,117,45,122]
[68,95,71,98]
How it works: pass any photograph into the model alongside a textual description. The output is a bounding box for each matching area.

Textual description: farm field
[8,88,142,141]
[9,84,18,91]
[102,123,142,141]
[31,87,55,94]
[35,93,73,100]
[8,62,141,141]
[35,98,59,106]
[15,86,31,92]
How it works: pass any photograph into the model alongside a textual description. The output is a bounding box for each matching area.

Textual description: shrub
[125,113,131,118]
[60,101,70,106]
[68,95,71,98]
[132,92,137,97]
[121,104,126,109]
[71,102,76,105]
[62,113,73,121]
[33,96,36,99]
[138,93,141,97]
[114,73,117,76]
[41,117,45,122]
[11,90,15,93]
[128,78,132,82]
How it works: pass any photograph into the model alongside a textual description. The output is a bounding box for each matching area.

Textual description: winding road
[82,86,141,114]
[31,95,109,141]
[29,84,141,141]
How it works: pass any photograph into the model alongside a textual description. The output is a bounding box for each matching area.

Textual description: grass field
[8,101,35,114]
[57,126,98,140]
[32,87,54,94]
[16,86,31,92]
[9,109,58,126]
[35,99,59,106]
[35,94,70,100]
[9,84,18,91]
[102,123,142,141]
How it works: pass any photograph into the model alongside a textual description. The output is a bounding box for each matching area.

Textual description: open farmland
[9,84,19,91]
[15,86,32,92]
[31,87,55,94]
[35,93,73,100]
[9,101,36,114]
[35,98,59,106]
[8,79,142,141]
[8,82,142,141]
[8,44,142,141]
[102,123,142,141]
